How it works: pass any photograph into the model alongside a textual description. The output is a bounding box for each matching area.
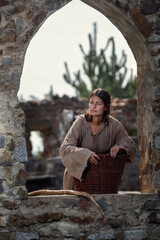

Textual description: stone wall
[0,193,160,240]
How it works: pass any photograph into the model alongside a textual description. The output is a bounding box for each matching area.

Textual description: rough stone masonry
[0,0,160,239]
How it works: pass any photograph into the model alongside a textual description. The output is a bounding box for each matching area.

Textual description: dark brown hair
[85,88,111,124]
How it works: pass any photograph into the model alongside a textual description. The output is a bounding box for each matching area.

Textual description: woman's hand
[110,145,119,158]
[88,153,100,164]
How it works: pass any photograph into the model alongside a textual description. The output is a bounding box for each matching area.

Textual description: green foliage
[63,22,136,98]
[44,85,54,100]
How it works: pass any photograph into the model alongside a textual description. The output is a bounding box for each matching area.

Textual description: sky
[18,0,137,153]
[18,0,137,101]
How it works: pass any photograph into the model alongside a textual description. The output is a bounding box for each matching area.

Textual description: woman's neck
[91,116,103,126]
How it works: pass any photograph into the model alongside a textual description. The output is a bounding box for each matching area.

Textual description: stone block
[154,169,160,189]
[1,57,13,66]
[154,136,160,150]
[14,169,26,186]
[0,0,8,7]
[78,198,91,211]
[2,178,13,193]
[5,46,20,53]
[87,231,115,240]
[0,231,16,240]
[13,139,28,163]
[7,139,15,151]
[150,48,160,56]
[141,0,157,15]
[148,212,159,223]
[0,179,4,193]
[37,224,60,237]
[37,212,63,223]
[0,150,13,166]
[0,31,16,44]
[123,212,139,226]
[0,136,5,148]
[0,166,12,180]
[0,215,8,227]
[15,17,25,34]
[32,11,46,26]
[145,199,160,210]
[124,229,147,240]
[8,214,36,227]
[108,216,123,228]
[12,186,28,200]
[26,10,34,20]
[15,4,26,13]
[56,221,80,237]
[115,0,129,11]
[60,199,77,208]
[16,231,39,240]
[149,226,160,239]
[69,216,94,224]
[130,8,152,37]
[97,197,107,211]
[148,31,160,42]
[2,199,19,210]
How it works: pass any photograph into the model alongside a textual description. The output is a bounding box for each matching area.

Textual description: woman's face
[89,96,107,117]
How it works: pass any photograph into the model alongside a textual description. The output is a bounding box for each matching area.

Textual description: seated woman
[60,88,136,190]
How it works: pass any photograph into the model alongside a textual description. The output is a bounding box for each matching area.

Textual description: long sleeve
[60,119,93,181]
[114,119,136,162]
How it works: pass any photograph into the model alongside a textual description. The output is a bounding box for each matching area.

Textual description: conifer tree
[63,22,136,98]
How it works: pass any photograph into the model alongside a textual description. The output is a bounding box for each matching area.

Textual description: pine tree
[63,22,136,98]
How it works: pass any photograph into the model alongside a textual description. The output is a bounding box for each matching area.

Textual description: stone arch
[81,1,157,192]
[0,0,159,200]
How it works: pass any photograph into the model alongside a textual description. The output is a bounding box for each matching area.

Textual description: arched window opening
[18,0,139,193]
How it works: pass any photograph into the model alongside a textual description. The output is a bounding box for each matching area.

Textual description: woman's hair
[85,88,111,124]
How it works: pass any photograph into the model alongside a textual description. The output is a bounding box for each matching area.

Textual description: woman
[60,88,136,190]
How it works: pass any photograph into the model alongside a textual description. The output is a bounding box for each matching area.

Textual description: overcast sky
[18,0,137,101]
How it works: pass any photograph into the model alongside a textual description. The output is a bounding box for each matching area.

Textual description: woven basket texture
[73,151,129,194]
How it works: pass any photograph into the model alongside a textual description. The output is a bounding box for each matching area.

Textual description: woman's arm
[112,120,136,162]
[60,119,93,180]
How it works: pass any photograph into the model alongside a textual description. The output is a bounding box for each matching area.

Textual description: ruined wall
[20,95,88,157]
[20,96,137,158]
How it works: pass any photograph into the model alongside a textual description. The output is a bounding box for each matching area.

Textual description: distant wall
[20,96,137,158]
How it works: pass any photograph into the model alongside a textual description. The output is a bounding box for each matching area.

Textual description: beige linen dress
[60,114,136,189]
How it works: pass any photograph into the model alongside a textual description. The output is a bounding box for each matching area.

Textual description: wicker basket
[73,150,129,194]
